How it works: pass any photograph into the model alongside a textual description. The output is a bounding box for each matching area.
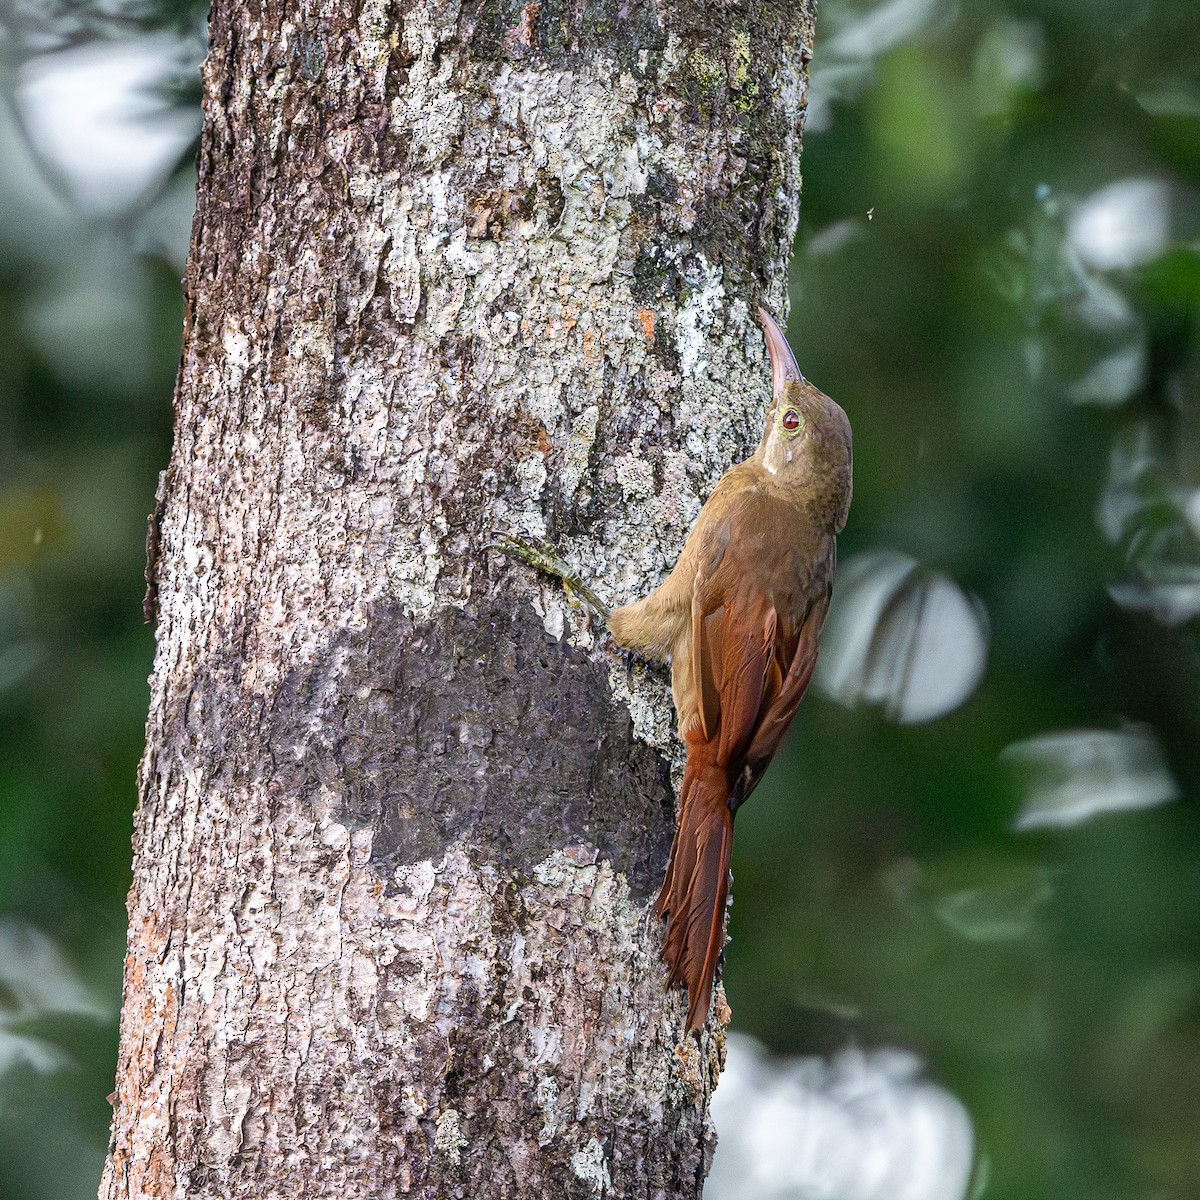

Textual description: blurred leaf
[0,1031,69,1080]
[0,0,208,49]
[931,870,1055,943]
[1108,562,1200,624]
[882,855,1057,943]
[1003,727,1179,829]
[818,550,990,725]
[0,917,107,1024]
[972,19,1045,118]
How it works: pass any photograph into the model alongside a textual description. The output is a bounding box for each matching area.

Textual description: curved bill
[758,306,804,397]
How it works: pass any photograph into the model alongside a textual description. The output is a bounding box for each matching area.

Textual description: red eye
[782,409,800,431]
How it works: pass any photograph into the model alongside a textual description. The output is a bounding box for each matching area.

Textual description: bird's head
[755,306,849,482]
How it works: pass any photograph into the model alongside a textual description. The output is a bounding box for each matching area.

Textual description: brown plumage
[608,308,852,1036]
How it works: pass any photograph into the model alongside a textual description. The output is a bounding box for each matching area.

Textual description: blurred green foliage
[1,0,1199,1198]
[729,2,1200,1198]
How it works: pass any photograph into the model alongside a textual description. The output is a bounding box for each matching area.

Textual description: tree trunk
[101,2,815,1196]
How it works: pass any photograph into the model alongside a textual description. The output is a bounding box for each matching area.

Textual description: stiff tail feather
[655,758,735,1036]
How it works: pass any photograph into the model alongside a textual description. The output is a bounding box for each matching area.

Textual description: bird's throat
[760,433,793,476]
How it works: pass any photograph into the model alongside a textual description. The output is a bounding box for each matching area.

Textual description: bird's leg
[488,532,612,622]
[489,534,666,688]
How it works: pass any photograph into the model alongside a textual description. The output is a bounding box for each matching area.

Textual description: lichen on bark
[103,1,817,1197]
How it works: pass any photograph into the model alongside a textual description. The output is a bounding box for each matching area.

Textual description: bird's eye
[782,409,801,431]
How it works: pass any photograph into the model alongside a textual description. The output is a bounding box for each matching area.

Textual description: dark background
[2,1,1199,1197]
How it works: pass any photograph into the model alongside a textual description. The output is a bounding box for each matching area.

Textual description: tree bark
[102,2,815,1196]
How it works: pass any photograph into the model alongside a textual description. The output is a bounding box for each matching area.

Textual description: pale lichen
[434,1108,467,1163]
[220,318,251,390]
[561,404,600,502]
[570,1137,614,1195]
[614,453,656,501]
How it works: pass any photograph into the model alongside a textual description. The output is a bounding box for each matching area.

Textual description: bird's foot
[488,532,611,621]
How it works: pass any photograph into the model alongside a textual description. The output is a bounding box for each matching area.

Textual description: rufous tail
[655,749,734,1036]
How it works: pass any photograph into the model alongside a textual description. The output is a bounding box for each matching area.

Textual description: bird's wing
[690,555,779,770]
[689,526,832,788]
[738,581,830,800]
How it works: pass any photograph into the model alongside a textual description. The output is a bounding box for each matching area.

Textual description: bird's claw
[488,531,611,621]
[488,531,574,580]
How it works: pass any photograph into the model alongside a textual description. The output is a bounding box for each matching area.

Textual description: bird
[495,307,851,1035]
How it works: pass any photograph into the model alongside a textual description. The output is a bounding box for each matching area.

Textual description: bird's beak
[758,306,804,400]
